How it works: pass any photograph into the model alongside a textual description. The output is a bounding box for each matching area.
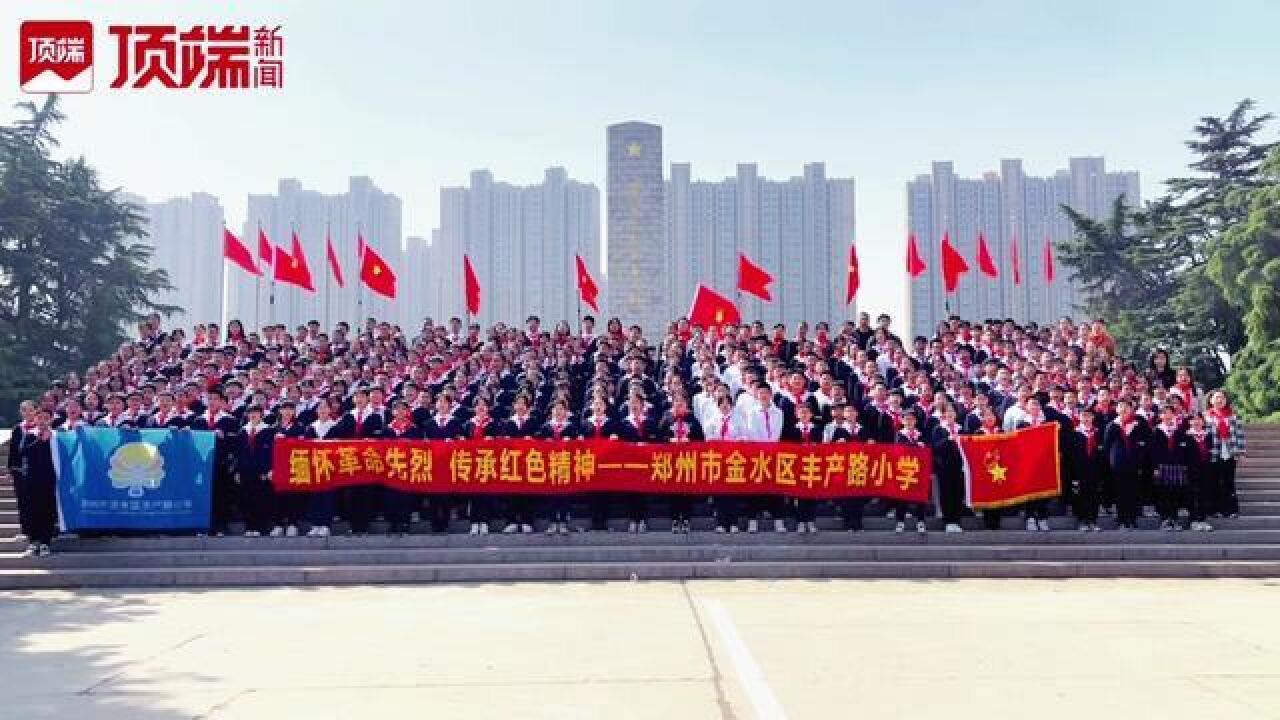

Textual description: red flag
[1011,235,1022,287]
[575,254,600,313]
[940,232,969,293]
[736,252,773,302]
[222,228,261,277]
[906,233,927,278]
[359,240,397,298]
[274,231,316,292]
[687,284,741,329]
[845,243,860,304]
[326,231,345,288]
[258,227,272,266]
[463,254,481,316]
[1043,236,1056,284]
[961,424,1061,509]
[977,232,998,278]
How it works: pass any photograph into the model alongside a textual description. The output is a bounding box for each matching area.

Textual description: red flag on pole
[326,231,345,288]
[575,254,600,313]
[906,233,927,278]
[257,227,273,267]
[463,254,481,316]
[1011,235,1022,287]
[274,232,316,292]
[961,424,1061,509]
[977,232,999,278]
[1043,236,1056,284]
[688,284,741,329]
[359,240,397,298]
[735,252,774,302]
[222,228,261,277]
[940,232,970,293]
[845,243,860,304]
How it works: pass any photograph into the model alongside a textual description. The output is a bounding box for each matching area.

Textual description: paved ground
[1,579,1279,719]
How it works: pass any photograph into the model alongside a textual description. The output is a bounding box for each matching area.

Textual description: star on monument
[626,141,642,157]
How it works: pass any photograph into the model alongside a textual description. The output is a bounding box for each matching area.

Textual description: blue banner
[52,427,216,531]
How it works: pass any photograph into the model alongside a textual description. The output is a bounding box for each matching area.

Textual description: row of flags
[223,226,398,299]
[222,226,603,319]
[906,232,1056,293]
[224,227,1053,327]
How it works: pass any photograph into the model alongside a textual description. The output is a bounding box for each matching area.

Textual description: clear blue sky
[3,0,1277,324]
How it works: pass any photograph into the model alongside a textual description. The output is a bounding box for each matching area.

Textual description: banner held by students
[273,437,934,502]
[960,424,1061,509]
[52,427,216,531]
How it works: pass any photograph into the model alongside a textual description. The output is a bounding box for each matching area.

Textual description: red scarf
[1208,407,1232,440]
[472,417,489,440]
[1078,424,1097,457]
[1189,429,1209,462]
[390,418,413,436]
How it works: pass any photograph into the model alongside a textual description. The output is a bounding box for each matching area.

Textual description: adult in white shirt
[742,384,786,533]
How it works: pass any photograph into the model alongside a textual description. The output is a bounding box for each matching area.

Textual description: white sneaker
[1201,522,1214,532]
[545,523,557,535]
[410,512,421,523]
[21,545,37,558]
[894,521,905,534]
[478,523,489,535]
[628,521,638,533]
[503,523,519,534]
[309,525,330,537]
[916,521,927,535]
[672,522,682,534]
[774,519,787,533]
[747,519,758,534]
[808,522,819,534]
[558,522,569,536]
[269,526,284,538]
[469,523,481,535]
[945,523,963,533]
[1078,523,1090,532]
[1025,518,1038,532]
[285,525,299,537]
[729,525,739,534]
[520,524,534,534]
[245,530,261,538]
[1037,519,1050,532]
[37,544,52,557]
[637,521,647,533]
[715,525,726,534]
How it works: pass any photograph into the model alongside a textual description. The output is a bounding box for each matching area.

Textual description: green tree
[1210,147,1280,420]
[0,95,173,422]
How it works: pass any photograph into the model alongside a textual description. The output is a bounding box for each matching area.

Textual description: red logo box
[20,20,93,93]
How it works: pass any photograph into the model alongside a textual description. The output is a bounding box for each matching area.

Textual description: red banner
[960,424,1061,509]
[271,438,933,502]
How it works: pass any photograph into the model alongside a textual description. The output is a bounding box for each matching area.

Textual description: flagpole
[322,218,330,330]
[356,220,364,331]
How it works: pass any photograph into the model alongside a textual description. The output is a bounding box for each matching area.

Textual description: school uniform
[706,410,745,530]
[582,413,622,530]
[344,407,385,534]
[1103,416,1151,528]
[462,415,503,527]
[781,419,824,525]
[614,413,661,525]
[660,412,705,527]
[1071,423,1104,526]
[829,420,873,531]
[271,419,310,528]
[499,413,542,528]
[1206,409,1245,517]
[422,412,465,533]
[1150,422,1193,526]
[742,402,786,528]
[382,418,423,532]
[892,428,931,527]
[303,417,351,529]
[190,410,242,533]
[931,422,967,527]
[234,421,276,534]
[15,426,57,547]
[538,418,583,525]
[1185,428,1214,525]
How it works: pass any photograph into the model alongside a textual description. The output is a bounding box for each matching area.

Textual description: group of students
[8,310,1249,556]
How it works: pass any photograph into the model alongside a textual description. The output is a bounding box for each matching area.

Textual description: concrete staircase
[3,424,1279,587]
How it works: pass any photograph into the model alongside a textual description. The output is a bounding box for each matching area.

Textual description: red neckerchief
[719,415,731,439]
[1078,423,1097,456]
[673,413,688,441]
[1189,428,1209,460]
[1208,407,1232,440]
[390,418,413,435]
[552,420,565,440]
[1159,423,1179,451]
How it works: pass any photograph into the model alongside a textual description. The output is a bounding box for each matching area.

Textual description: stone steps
[6,543,1280,571]
[3,559,1279,588]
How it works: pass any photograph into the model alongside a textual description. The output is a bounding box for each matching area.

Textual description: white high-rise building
[432,168,602,327]
[666,162,856,328]
[226,177,403,331]
[126,192,226,329]
[907,157,1140,338]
